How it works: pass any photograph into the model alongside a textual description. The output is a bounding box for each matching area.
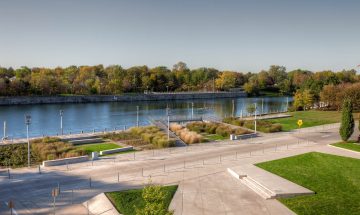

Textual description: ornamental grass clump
[129,126,175,148]
[170,123,203,144]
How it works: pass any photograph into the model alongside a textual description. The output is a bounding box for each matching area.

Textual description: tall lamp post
[254,103,257,134]
[25,115,31,167]
[60,110,64,135]
[167,108,170,140]
[136,106,139,127]
[191,102,194,119]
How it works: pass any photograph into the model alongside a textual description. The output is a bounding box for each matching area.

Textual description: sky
[0,0,359,72]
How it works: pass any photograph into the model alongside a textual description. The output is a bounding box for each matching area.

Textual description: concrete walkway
[0,124,359,215]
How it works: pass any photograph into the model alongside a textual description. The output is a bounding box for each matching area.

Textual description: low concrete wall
[0,92,246,105]
[100,146,133,156]
[42,155,89,167]
[70,138,104,145]
[230,133,257,140]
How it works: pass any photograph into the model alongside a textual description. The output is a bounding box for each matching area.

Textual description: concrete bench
[70,138,104,145]
[230,133,257,140]
[100,146,133,156]
[42,156,89,167]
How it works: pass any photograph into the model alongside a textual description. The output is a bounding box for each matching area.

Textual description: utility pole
[25,115,31,167]
[60,110,63,135]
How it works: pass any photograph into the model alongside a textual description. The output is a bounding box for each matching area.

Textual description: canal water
[0,97,291,138]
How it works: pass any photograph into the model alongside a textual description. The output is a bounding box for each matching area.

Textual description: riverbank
[0,91,246,105]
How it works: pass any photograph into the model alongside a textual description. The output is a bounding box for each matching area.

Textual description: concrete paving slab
[228,164,314,199]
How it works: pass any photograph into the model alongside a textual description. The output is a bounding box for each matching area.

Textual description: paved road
[0,123,358,215]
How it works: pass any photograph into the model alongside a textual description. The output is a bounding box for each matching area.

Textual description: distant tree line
[0,62,359,108]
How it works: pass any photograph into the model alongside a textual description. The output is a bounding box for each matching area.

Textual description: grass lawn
[267,111,347,131]
[74,143,121,154]
[203,133,227,141]
[256,152,360,215]
[106,185,178,215]
[332,140,360,152]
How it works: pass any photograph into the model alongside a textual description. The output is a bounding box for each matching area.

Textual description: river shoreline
[0,91,246,106]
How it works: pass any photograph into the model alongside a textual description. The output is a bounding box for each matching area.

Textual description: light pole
[261,98,264,116]
[3,121,6,140]
[136,106,139,127]
[25,115,31,167]
[254,103,257,134]
[191,102,194,119]
[286,97,289,112]
[166,86,169,93]
[60,110,64,135]
[232,100,235,117]
[167,108,170,140]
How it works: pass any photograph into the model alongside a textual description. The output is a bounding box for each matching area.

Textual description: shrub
[340,99,354,141]
[224,117,282,133]
[129,126,175,148]
[0,137,86,167]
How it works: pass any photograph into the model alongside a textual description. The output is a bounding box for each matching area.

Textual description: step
[227,166,314,199]
[241,176,275,199]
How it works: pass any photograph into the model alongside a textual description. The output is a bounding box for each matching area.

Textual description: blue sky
[0,0,359,72]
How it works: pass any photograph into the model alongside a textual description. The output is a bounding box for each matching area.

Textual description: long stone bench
[100,146,133,156]
[230,133,257,140]
[42,155,89,167]
[70,138,104,145]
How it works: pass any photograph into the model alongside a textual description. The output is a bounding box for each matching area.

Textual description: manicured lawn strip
[74,143,121,154]
[204,133,227,141]
[267,111,343,131]
[256,152,360,215]
[332,141,360,152]
[106,185,178,215]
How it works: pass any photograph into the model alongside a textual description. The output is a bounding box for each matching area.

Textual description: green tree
[246,104,256,115]
[215,71,237,90]
[136,182,173,215]
[339,99,354,141]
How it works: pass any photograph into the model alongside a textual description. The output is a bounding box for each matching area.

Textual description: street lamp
[136,106,139,127]
[25,115,31,167]
[167,108,170,140]
[60,110,64,135]
[191,102,194,119]
[254,103,257,134]
[166,86,169,93]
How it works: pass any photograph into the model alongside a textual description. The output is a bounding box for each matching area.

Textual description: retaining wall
[99,146,134,156]
[42,155,89,167]
[0,92,246,105]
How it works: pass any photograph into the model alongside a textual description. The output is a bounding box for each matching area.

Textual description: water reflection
[0,97,291,138]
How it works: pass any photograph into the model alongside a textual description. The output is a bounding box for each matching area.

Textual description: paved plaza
[0,123,359,215]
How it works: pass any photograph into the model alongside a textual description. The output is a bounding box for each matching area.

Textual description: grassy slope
[267,111,343,131]
[75,143,121,154]
[106,185,178,215]
[256,152,360,215]
[332,141,360,152]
